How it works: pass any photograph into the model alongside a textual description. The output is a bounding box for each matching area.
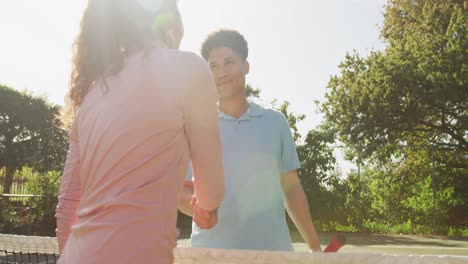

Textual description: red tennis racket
[324,233,346,252]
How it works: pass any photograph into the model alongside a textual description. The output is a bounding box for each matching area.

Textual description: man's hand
[191,195,218,229]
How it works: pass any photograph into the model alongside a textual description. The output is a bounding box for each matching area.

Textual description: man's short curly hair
[201,29,248,61]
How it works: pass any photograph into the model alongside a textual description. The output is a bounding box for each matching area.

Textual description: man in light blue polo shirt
[178,30,322,252]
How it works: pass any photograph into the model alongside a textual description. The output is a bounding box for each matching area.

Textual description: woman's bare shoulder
[171,50,209,73]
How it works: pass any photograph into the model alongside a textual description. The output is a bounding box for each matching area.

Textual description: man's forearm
[178,186,194,216]
[284,183,322,252]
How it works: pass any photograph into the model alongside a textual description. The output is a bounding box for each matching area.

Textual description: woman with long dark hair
[56,1,224,263]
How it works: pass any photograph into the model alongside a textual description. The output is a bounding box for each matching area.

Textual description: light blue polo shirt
[186,101,300,251]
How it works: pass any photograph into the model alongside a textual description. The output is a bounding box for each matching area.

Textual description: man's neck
[219,96,249,119]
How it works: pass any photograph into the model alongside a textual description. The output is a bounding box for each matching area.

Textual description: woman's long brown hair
[62,0,174,127]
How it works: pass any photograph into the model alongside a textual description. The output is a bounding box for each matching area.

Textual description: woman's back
[77,47,191,211]
[56,47,224,264]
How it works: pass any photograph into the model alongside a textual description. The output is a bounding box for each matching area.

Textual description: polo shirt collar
[218,101,265,120]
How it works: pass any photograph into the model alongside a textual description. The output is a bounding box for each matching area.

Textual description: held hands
[191,195,218,229]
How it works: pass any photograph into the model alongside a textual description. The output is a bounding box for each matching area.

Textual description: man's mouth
[218,80,232,86]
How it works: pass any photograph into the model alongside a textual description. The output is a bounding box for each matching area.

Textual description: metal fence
[1,194,58,237]
[0,169,34,195]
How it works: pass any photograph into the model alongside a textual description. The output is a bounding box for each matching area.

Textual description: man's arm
[281,170,322,252]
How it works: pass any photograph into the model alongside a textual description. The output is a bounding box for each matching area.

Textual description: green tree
[340,169,373,230]
[322,0,467,167]
[321,0,467,233]
[297,126,346,228]
[397,141,467,228]
[245,84,261,98]
[342,143,467,233]
[0,84,68,194]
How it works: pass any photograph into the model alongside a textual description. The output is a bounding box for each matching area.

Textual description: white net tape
[0,234,58,255]
[174,247,467,264]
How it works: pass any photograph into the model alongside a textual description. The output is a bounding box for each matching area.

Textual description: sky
[0,0,387,174]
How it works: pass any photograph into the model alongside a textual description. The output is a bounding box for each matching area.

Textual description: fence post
[431,145,436,235]
[28,196,32,235]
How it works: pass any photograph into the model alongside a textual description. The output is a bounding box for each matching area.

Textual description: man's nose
[215,66,227,78]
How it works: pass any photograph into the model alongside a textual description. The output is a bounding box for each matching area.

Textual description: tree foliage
[321,0,467,232]
[322,0,467,168]
[0,84,68,194]
[245,84,261,99]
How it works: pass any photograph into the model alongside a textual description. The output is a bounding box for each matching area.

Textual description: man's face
[207,47,249,100]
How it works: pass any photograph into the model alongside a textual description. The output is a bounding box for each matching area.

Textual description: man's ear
[243,60,250,75]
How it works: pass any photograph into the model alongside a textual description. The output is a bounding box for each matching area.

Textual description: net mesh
[1,234,466,264]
